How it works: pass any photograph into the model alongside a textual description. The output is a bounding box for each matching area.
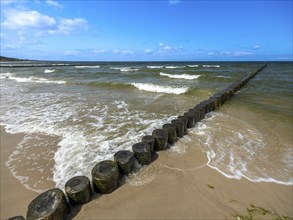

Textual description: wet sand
[1,125,292,219]
[74,140,293,219]
[0,127,55,219]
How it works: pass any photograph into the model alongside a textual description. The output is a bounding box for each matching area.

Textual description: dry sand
[1,126,292,219]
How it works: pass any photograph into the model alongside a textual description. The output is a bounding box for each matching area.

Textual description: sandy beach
[1,62,292,219]
[1,125,292,219]
[73,140,293,219]
[0,127,55,219]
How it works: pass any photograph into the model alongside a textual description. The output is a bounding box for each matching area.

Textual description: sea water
[0,61,292,192]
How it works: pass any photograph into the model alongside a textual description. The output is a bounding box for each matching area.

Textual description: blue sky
[0,0,292,61]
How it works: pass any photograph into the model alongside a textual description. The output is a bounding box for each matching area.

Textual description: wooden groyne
[9,65,266,220]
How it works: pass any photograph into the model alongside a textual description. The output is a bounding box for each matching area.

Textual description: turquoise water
[0,61,292,192]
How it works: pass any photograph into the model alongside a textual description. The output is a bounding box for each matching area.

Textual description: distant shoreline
[0,56,32,62]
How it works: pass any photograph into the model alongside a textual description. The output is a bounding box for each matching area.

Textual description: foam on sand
[193,112,293,186]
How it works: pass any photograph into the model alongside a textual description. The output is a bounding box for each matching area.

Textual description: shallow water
[0,61,292,191]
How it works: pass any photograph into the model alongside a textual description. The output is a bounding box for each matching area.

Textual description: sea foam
[1,72,66,84]
[75,65,100,68]
[131,83,189,94]
[146,65,164,69]
[193,112,293,186]
[160,72,200,80]
[44,69,55,73]
[165,66,185,69]
[110,67,138,72]
[202,65,220,68]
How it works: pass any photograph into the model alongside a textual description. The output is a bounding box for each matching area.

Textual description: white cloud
[162,46,171,51]
[1,9,88,35]
[233,52,253,56]
[49,18,88,35]
[113,49,136,56]
[157,43,182,54]
[253,45,260,50]
[46,0,62,8]
[207,50,254,57]
[144,49,153,54]
[93,49,107,54]
[64,50,80,56]
[1,9,56,30]
[0,0,19,5]
[219,51,231,55]
[169,0,181,5]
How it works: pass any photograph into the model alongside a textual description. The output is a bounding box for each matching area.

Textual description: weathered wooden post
[65,176,92,205]
[91,160,119,194]
[26,188,69,220]
[152,129,168,151]
[177,115,188,135]
[132,142,151,165]
[114,150,135,175]
[142,135,156,154]
[171,119,184,138]
[162,123,177,145]
[184,111,196,128]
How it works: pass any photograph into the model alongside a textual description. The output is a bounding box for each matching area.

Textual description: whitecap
[202,65,220,68]
[1,72,65,84]
[146,65,164,69]
[44,69,55,73]
[187,65,199,68]
[52,64,69,66]
[110,67,138,72]
[165,66,185,69]
[131,83,188,94]
[160,72,200,80]
[75,65,100,69]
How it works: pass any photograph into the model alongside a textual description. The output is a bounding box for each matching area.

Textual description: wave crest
[131,83,188,94]
[1,72,66,84]
[160,72,200,80]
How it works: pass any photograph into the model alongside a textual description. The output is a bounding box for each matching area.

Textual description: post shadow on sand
[66,152,159,219]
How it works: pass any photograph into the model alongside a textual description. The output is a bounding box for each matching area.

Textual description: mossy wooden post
[171,119,184,138]
[65,176,92,205]
[26,188,69,220]
[192,106,202,121]
[132,142,151,165]
[91,160,119,194]
[114,150,135,175]
[206,97,217,111]
[184,111,196,128]
[207,98,216,112]
[195,104,205,120]
[177,115,188,135]
[142,135,155,154]
[162,123,177,144]
[152,129,168,151]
